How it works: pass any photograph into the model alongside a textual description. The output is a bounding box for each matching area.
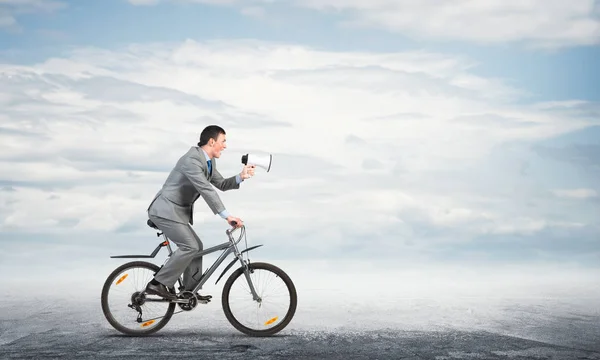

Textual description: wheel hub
[131,291,146,306]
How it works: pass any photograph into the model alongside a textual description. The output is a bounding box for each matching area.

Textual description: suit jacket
[147,146,240,225]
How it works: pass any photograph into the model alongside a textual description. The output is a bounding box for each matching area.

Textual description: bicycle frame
[110,225,263,301]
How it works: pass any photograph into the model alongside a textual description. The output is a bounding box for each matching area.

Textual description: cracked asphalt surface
[2,327,600,360]
[1,294,599,360]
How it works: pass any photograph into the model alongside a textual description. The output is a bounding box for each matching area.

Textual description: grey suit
[147,146,240,290]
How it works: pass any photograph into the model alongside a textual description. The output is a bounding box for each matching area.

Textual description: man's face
[211,133,227,158]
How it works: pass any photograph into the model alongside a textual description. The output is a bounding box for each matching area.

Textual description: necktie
[207,159,212,175]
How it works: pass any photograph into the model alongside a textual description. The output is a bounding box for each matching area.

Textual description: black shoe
[145,282,177,300]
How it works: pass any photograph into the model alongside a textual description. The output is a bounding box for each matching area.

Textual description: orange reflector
[141,320,155,327]
[264,317,278,326]
[115,274,128,285]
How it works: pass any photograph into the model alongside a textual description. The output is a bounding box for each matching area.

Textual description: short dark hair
[198,125,226,146]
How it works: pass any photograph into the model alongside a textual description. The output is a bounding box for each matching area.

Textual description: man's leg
[146,215,201,298]
[177,225,213,301]
[181,229,203,292]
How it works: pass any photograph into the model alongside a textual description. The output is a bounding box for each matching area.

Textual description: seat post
[163,234,174,256]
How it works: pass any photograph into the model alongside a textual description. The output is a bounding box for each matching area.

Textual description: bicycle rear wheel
[222,262,297,336]
[101,261,176,336]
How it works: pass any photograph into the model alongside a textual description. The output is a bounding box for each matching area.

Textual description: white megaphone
[241,153,272,172]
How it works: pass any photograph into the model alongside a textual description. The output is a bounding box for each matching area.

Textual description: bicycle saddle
[147,219,159,229]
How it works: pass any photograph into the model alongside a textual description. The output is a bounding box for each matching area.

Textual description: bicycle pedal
[198,299,210,304]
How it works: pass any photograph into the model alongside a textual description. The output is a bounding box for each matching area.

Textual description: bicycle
[100,219,297,337]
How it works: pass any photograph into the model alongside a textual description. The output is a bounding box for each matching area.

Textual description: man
[144,125,255,301]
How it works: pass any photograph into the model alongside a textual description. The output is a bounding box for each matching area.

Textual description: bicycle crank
[176,291,198,311]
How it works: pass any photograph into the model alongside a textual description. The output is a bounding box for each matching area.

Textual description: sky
[0,0,599,288]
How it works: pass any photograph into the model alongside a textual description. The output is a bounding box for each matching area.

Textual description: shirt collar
[200,148,211,161]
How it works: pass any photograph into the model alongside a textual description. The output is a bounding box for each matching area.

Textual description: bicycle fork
[238,256,262,303]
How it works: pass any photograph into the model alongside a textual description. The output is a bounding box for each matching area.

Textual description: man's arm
[210,168,242,192]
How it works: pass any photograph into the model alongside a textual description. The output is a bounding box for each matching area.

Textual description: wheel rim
[225,267,293,333]
[103,265,173,333]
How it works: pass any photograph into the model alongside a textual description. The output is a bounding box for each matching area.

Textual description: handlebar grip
[229,220,238,226]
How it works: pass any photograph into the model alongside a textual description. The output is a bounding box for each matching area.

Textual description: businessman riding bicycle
[144,125,255,302]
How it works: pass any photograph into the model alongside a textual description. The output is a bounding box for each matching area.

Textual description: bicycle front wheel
[222,262,297,336]
[101,261,176,336]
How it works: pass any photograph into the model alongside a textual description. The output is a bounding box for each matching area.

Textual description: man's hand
[226,216,243,228]
[240,164,256,180]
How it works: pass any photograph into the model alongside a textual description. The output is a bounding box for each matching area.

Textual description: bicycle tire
[221,262,297,336]
[101,261,176,336]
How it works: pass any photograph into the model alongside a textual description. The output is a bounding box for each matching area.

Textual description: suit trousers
[148,214,204,291]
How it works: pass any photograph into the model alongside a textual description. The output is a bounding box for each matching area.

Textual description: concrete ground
[1,292,598,360]
[2,261,599,359]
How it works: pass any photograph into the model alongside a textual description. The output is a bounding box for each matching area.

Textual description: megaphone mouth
[241,153,272,172]
[265,154,272,172]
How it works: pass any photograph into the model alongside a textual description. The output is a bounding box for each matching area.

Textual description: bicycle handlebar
[226,221,244,238]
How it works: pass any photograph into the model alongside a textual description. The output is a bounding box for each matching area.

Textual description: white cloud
[1,39,598,262]
[552,188,598,199]
[0,0,66,31]
[297,0,600,48]
[240,6,265,18]
[127,0,159,5]
[0,11,16,28]
[126,0,236,5]
[124,0,600,48]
